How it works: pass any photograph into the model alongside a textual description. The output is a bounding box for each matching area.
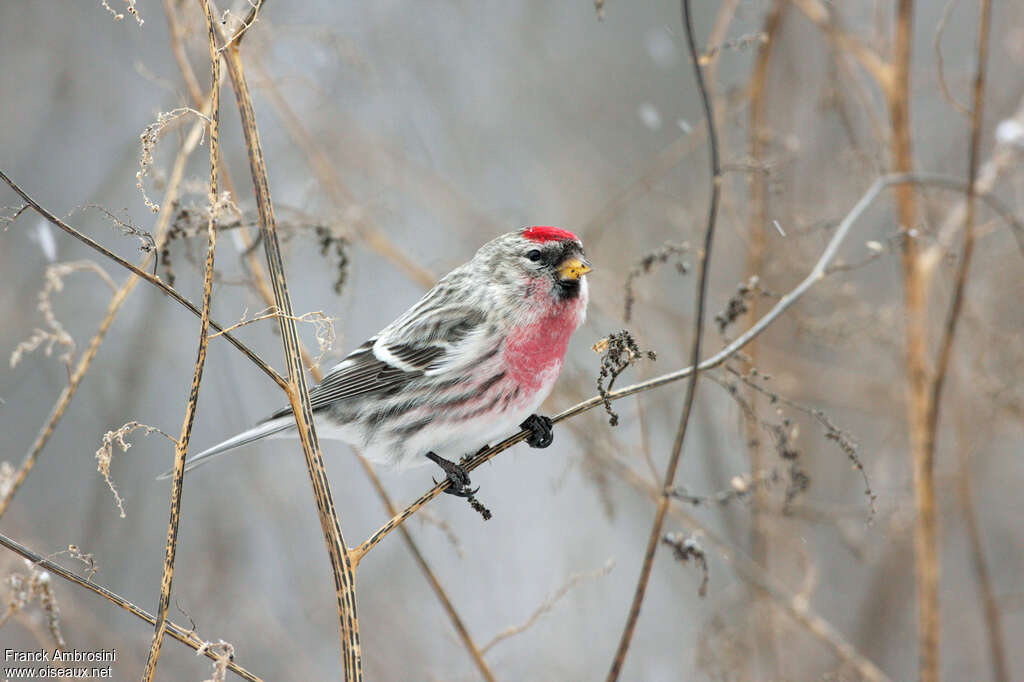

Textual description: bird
[163,226,591,496]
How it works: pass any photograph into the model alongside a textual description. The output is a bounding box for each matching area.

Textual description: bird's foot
[426,451,478,498]
[520,414,554,449]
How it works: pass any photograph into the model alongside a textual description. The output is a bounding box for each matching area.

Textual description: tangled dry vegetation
[1,0,1022,680]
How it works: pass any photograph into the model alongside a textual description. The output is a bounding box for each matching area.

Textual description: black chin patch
[555,277,581,300]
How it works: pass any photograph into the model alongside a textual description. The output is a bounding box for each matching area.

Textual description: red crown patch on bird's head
[522,225,579,243]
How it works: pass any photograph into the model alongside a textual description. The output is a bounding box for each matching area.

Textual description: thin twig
[933,0,971,118]
[0,532,262,682]
[142,3,220,677]
[929,1,998,679]
[223,0,264,47]
[481,560,615,654]
[606,3,720,677]
[789,0,893,91]
[955,393,1009,682]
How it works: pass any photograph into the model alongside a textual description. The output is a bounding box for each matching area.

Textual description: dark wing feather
[266,298,488,422]
[265,338,443,421]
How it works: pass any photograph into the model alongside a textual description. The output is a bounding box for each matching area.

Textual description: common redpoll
[166,226,591,495]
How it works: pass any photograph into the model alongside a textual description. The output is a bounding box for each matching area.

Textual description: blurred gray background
[2,1,1023,680]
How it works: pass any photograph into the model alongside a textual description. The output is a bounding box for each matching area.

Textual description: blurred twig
[885,4,939,680]
[931,3,1004,680]
[789,0,892,90]
[481,560,615,654]
[933,0,971,117]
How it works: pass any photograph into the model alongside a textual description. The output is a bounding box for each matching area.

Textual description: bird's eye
[526,249,542,262]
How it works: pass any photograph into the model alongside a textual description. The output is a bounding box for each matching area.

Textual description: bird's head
[482,226,591,302]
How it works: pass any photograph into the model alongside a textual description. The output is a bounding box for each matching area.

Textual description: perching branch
[355,170,1020,555]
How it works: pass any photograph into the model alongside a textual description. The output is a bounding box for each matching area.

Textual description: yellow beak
[558,256,592,281]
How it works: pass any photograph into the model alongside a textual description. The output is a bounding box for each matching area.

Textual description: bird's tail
[156,416,294,480]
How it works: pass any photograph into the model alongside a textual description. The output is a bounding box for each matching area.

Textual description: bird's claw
[426,452,477,497]
[520,414,554,449]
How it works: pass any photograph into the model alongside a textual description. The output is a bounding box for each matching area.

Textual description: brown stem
[161,8,489,676]
[930,0,999,679]
[141,6,221,677]
[215,16,362,679]
[885,2,939,681]
[745,1,786,676]
[606,2,720,678]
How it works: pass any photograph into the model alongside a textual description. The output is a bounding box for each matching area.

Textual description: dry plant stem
[932,1,1001,679]
[928,0,990,484]
[933,0,970,118]
[236,222,494,681]
[142,5,220,678]
[886,3,939,681]
[955,404,1008,682]
[0,113,209,520]
[605,3,719,679]
[0,170,286,390]
[356,172,1013,558]
[0,532,262,682]
[745,2,785,675]
[217,25,361,680]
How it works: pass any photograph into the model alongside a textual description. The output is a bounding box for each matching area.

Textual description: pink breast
[503,294,583,393]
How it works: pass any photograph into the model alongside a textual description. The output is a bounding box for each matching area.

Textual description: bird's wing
[267,301,494,420]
